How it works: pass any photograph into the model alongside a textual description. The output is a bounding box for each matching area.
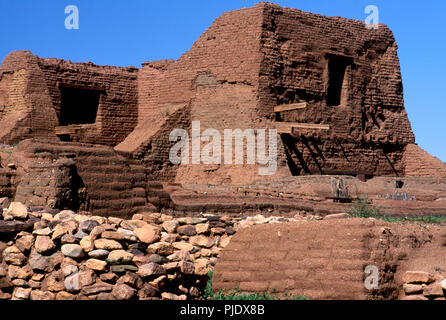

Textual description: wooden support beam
[274,121,330,134]
[274,102,307,113]
[54,125,82,136]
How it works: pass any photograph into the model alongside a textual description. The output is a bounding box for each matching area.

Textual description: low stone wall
[0,201,238,300]
[400,271,446,300]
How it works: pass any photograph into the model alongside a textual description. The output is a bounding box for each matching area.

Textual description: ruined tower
[0,2,444,197]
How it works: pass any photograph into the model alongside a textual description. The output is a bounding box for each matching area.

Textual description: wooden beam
[54,125,82,136]
[274,122,330,134]
[291,123,330,130]
[274,102,307,113]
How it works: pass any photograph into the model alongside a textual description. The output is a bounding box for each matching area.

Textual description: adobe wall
[212,218,442,300]
[8,139,149,218]
[403,144,446,178]
[152,4,264,111]
[118,2,420,183]
[173,74,289,185]
[0,51,138,147]
[116,4,271,182]
[258,3,415,178]
[35,57,138,146]
[123,3,265,138]
[1,2,442,186]
[0,51,60,144]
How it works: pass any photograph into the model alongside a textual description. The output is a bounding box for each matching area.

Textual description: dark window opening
[326,56,351,106]
[58,134,72,142]
[59,87,100,126]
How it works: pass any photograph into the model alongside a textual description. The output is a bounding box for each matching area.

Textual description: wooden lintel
[274,122,330,134]
[54,125,83,136]
[274,102,307,113]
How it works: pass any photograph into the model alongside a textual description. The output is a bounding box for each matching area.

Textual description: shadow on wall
[280,133,404,181]
[54,164,89,212]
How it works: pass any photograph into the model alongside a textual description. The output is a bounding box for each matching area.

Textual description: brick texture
[13,139,149,218]
[213,218,435,300]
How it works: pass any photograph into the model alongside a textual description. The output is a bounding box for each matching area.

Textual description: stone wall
[400,271,446,300]
[0,202,236,300]
[2,203,446,300]
[36,57,138,146]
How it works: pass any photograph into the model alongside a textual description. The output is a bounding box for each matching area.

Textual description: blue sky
[1,0,445,162]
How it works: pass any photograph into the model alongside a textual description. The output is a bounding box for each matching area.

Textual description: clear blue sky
[1,0,445,162]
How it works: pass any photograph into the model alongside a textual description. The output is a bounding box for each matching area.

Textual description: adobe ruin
[0,2,445,217]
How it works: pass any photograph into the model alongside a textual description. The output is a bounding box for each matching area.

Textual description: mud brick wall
[14,158,88,211]
[131,105,191,182]
[153,5,264,108]
[116,4,265,157]
[174,78,288,185]
[118,4,287,183]
[403,144,446,178]
[258,3,415,178]
[36,57,138,146]
[137,60,174,125]
[15,139,149,219]
[212,218,436,300]
[0,51,60,144]
[0,51,138,147]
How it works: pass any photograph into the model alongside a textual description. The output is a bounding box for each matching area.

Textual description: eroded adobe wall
[115,60,189,161]
[154,4,264,109]
[132,104,191,182]
[212,218,438,300]
[137,60,175,125]
[11,139,149,218]
[174,74,289,185]
[36,57,138,146]
[403,144,446,178]
[121,2,419,183]
[117,4,271,182]
[0,51,60,144]
[0,51,138,147]
[259,3,415,178]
